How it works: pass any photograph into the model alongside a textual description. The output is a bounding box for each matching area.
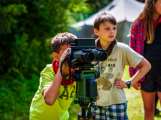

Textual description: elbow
[45,101,54,106]
[141,58,151,72]
[147,62,151,71]
[44,95,55,106]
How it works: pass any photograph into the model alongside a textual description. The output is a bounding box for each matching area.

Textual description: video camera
[60,38,108,120]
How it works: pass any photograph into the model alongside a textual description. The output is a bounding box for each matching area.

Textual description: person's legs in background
[155,76,161,115]
[141,75,156,119]
[141,90,155,120]
[154,92,160,115]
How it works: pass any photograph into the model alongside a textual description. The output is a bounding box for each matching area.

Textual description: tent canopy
[72,0,145,28]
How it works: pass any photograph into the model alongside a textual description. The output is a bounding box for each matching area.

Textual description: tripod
[72,69,100,120]
[77,102,95,120]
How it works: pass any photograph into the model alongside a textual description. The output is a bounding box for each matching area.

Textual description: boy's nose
[110,29,114,33]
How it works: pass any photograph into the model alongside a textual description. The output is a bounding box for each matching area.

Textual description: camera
[60,38,108,120]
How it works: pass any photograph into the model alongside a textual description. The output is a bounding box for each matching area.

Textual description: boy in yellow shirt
[30,32,77,120]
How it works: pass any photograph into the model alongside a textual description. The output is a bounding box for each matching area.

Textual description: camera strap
[52,60,74,86]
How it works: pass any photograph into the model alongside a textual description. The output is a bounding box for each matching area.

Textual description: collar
[154,15,161,27]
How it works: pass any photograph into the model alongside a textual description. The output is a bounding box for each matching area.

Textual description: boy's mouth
[109,35,114,37]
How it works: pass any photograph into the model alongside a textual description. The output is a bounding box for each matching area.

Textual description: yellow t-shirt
[95,42,143,106]
[30,64,76,120]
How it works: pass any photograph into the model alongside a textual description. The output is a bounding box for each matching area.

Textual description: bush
[0,75,39,120]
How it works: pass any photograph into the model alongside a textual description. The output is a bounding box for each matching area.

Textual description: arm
[43,49,69,106]
[128,58,151,86]
[129,21,143,89]
[114,58,151,89]
[43,69,63,106]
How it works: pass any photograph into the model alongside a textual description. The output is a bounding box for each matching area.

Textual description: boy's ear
[52,52,59,62]
[94,28,99,36]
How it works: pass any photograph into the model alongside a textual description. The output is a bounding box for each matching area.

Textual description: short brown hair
[94,12,117,30]
[51,32,77,53]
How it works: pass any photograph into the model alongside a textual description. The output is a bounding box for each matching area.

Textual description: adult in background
[129,0,161,119]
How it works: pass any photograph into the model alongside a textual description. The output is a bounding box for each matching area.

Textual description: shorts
[141,75,161,92]
[91,102,128,120]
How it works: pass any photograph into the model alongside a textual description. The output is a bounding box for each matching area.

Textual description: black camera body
[70,38,107,65]
[60,38,107,71]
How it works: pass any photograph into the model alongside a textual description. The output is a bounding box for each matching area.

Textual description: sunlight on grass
[69,66,161,120]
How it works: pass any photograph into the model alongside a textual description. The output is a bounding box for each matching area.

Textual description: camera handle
[60,55,71,81]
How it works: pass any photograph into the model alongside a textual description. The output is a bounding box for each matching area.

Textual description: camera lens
[81,52,94,63]
[87,52,94,61]
[99,52,108,61]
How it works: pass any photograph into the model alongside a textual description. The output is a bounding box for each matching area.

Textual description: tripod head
[60,38,108,119]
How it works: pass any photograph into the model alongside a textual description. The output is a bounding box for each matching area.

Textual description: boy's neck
[99,40,112,49]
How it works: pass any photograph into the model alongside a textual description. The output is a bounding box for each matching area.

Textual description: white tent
[69,0,145,44]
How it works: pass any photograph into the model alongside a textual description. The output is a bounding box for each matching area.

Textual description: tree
[0,0,91,79]
[85,0,113,12]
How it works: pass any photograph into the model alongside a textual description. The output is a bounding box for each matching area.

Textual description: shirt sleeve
[40,65,55,94]
[122,44,143,69]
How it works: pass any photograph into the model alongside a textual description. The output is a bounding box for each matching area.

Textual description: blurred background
[0,0,149,120]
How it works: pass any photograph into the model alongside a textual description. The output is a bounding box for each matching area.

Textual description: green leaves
[0,4,27,34]
[2,4,27,16]
[69,0,92,13]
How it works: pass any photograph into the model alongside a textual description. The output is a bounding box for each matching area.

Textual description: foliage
[0,75,39,120]
[85,0,112,12]
[0,0,92,79]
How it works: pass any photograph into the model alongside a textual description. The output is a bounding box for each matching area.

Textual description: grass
[69,66,161,120]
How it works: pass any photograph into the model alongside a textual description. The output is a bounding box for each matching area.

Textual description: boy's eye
[113,27,117,29]
[105,28,110,30]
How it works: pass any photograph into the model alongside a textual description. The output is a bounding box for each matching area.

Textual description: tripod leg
[78,115,80,120]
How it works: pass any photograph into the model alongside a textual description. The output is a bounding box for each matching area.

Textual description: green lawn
[69,66,161,120]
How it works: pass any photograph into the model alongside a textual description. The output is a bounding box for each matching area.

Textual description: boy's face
[94,21,117,43]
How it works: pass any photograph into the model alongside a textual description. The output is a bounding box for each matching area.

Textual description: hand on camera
[59,48,70,75]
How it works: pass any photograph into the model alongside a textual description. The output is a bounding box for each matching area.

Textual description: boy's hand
[59,48,70,73]
[114,79,128,89]
[133,82,141,90]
